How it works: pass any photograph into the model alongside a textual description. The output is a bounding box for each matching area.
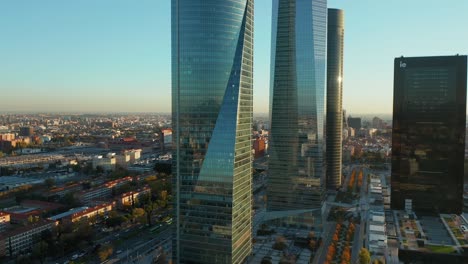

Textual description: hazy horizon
[1,0,467,113]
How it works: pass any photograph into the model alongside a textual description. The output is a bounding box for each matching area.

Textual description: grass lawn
[425,245,455,254]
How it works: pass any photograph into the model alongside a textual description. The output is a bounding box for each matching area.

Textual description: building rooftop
[0,211,10,217]
[1,219,57,238]
[0,176,42,186]
[49,207,89,220]
[4,206,37,214]
[71,202,113,219]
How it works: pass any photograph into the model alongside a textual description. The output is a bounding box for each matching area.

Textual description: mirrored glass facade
[172,0,253,263]
[268,0,327,211]
[326,8,344,190]
[391,56,467,214]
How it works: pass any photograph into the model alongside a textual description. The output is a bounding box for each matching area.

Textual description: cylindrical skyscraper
[326,8,344,190]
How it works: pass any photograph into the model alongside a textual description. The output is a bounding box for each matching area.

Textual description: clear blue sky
[0,0,467,114]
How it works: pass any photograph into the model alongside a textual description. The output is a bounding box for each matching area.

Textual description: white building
[92,154,116,171]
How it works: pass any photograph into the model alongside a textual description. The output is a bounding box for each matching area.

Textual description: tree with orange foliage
[309,239,317,251]
[333,233,339,242]
[348,171,355,190]
[328,244,336,255]
[357,169,364,188]
[342,248,351,262]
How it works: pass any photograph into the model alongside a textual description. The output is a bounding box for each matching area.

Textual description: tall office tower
[326,8,344,190]
[391,55,467,214]
[171,0,253,263]
[19,126,34,137]
[347,117,361,130]
[268,0,327,211]
[342,110,348,129]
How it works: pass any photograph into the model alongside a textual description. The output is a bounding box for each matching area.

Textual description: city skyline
[1,0,468,114]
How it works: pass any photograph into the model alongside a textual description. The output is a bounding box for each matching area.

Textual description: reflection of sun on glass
[337,76,342,83]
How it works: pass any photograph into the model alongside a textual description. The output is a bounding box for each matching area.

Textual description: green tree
[132,208,146,223]
[44,178,55,189]
[15,255,32,264]
[108,166,130,180]
[32,241,49,264]
[308,239,316,251]
[73,218,94,241]
[272,236,287,250]
[82,163,94,175]
[27,215,40,223]
[96,165,105,174]
[114,182,133,196]
[107,214,128,228]
[358,248,371,264]
[144,201,159,226]
[160,190,168,201]
[154,163,171,174]
[145,175,158,182]
[71,164,81,172]
[60,192,80,207]
[98,245,114,262]
[373,258,385,264]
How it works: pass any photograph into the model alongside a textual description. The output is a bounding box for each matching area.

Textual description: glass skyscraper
[326,8,344,190]
[268,0,327,211]
[171,0,253,263]
[391,55,467,214]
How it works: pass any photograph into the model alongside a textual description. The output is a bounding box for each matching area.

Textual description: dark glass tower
[268,0,327,211]
[391,55,467,214]
[171,0,253,263]
[326,8,344,190]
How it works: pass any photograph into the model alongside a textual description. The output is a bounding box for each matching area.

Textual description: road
[387,238,400,264]
[313,221,335,264]
[114,227,172,263]
[350,167,369,263]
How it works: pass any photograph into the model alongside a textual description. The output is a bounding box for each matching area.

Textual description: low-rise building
[116,153,131,167]
[0,220,57,257]
[69,202,114,223]
[0,212,11,233]
[75,176,133,204]
[2,207,41,225]
[368,210,387,255]
[0,176,43,191]
[47,183,82,199]
[126,149,142,163]
[2,200,64,226]
[92,153,116,171]
[0,133,15,141]
[253,137,266,158]
[117,187,151,208]
[49,202,114,225]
